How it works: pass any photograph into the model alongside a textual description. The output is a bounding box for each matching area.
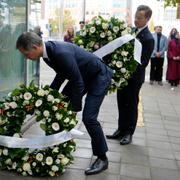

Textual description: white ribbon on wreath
[93,34,142,64]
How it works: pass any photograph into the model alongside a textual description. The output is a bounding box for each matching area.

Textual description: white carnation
[43,110,50,117]
[23,92,32,100]
[22,163,31,171]
[121,51,128,57]
[13,133,20,138]
[35,99,43,107]
[5,158,12,165]
[55,113,63,120]
[51,165,59,172]
[47,94,54,102]
[9,102,17,109]
[108,36,113,41]
[107,30,112,36]
[78,39,83,45]
[121,29,128,36]
[36,153,43,161]
[64,118,70,123]
[52,147,59,153]
[46,156,53,165]
[113,26,119,33]
[70,119,76,126]
[32,162,37,167]
[52,122,60,131]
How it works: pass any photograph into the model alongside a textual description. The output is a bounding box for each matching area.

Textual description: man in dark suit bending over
[107,5,154,145]
[16,32,112,175]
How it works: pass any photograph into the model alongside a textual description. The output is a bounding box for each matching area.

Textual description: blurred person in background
[166,31,180,90]
[64,26,74,43]
[149,26,168,85]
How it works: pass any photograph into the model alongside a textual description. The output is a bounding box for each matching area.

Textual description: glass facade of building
[0,0,41,100]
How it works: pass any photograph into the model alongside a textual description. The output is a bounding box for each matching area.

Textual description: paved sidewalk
[1,61,180,180]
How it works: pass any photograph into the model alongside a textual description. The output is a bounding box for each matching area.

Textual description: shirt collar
[136,24,148,34]
[43,41,48,59]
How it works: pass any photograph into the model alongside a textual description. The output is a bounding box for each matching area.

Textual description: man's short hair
[16,32,42,50]
[137,5,152,19]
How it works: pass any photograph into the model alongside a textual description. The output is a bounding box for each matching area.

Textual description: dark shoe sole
[85,165,108,175]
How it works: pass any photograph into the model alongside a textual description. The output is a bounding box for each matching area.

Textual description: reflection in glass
[0,0,26,99]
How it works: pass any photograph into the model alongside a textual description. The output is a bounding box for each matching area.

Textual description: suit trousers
[62,69,112,156]
[150,57,164,81]
[117,78,142,135]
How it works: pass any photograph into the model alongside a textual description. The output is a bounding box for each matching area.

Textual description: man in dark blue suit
[107,5,154,145]
[16,32,112,175]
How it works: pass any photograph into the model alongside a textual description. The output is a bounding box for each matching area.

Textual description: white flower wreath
[0,82,77,177]
[74,16,138,93]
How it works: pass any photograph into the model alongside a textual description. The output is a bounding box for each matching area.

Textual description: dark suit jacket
[43,41,111,112]
[133,27,154,83]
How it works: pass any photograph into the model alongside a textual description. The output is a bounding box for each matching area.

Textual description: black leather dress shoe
[106,129,122,139]
[120,134,132,145]
[85,158,108,175]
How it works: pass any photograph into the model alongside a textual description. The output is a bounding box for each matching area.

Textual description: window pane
[0,0,27,99]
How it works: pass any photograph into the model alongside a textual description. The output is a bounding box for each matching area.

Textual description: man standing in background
[150,26,168,85]
[106,5,154,145]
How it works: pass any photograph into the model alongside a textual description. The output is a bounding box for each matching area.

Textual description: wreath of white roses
[0,82,77,177]
[74,16,138,93]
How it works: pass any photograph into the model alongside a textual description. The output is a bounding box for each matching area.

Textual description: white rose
[49,171,55,176]
[61,157,69,165]
[3,149,8,156]
[120,68,126,73]
[23,92,32,100]
[36,153,43,161]
[9,102,17,109]
[116,61,123,68]
[43,110,50,117]
[94,44,99,49]
[22,163,31,171]
[47,94,54,102]
[113,26,119,33]
[108,36,113,41]
[64,118,70,123]
[100,32,106,38]
[32,162,37,167]
[52,122,60,131]
[90,27,96,33]
[37,89,45,96]
[52,165,59,172]
[46,156,53,165]
[12,162,17,169]
[35,99,43,107]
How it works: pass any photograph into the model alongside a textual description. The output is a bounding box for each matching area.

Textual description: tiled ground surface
[1,61,180,180]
